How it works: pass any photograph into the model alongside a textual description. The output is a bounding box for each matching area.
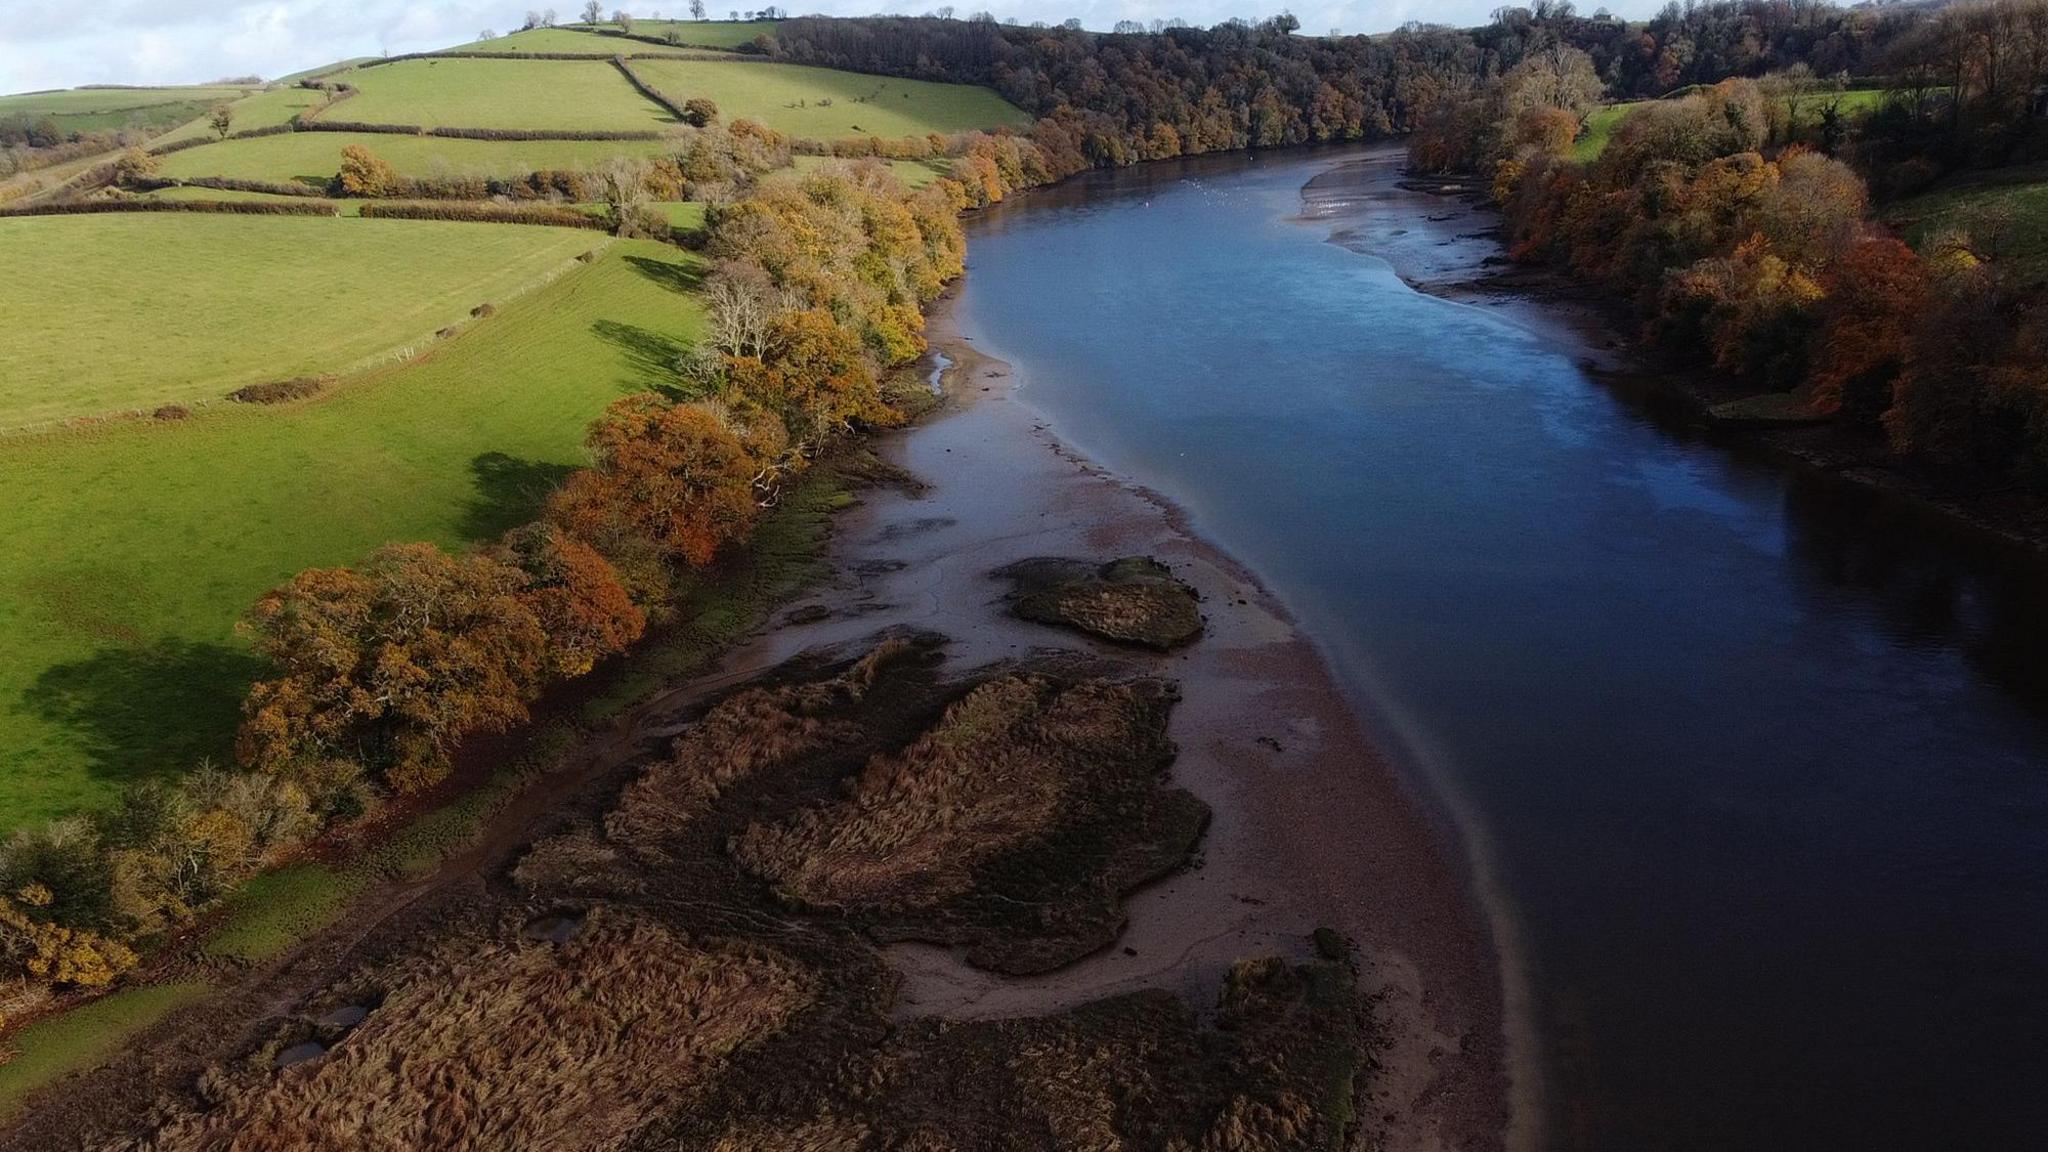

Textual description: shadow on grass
[592,318,690,394]
[462,451,577,540]
[624,254,704,294]
[23,638,265,786]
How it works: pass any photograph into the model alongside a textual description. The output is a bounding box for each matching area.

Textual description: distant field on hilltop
[155,130,676,184]
[149,85,325,146]
[0,85,254,138]
[633,58,1029,138]
[597,19,780,48]
[337,58,672,130]
[0,214,597,426]
[0,239,705,830]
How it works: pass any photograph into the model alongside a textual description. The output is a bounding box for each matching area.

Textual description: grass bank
[0,238,705,830]
[0,213,597,425]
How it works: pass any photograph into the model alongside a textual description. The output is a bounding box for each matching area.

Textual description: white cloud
[0,0,1667,94]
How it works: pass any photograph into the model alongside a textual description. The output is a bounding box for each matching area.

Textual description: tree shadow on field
[23,638,266,787]
[463,451,578,540]
[593,318,691,394]
[624,254,704,295]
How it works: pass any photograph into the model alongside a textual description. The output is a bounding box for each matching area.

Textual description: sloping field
[337,58,671,130]
[0,214,598,426]
[0,239,706,829]
[0,86,248,119]
[155,130,676,184]
[632,58,1030,138]
[624,19,781,48]
[142,185,360,213]
[1885,161,2048,288]
[150,85,325,147]
[447,27,645,55]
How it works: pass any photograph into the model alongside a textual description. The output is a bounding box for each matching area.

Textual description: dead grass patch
[125,909,812,1152]
[731,669,1208,974]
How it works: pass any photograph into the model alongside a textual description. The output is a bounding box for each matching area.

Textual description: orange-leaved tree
[548,394,765,571]
[495,522,646,679]
[238,543,548,792]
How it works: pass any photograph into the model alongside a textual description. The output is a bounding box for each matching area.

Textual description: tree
[495,523,646,677]
[691,0,705,17]
[1501,43,1602,119]
[583,0,603,24]
[682,96,720,126]
[237,544,549,793]
[336,143,397,196]
[549,395,765,569]
[478,28,498,39]
[208,103,234,139]
[617,10,635,34]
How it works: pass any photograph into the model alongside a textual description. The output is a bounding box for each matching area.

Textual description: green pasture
[0,86,248,120]
[154,130,676,185]
[273,58,375,85]
[337,58,671,130]
[448,27,645,55]
[150,86,324,147]
[1885,161,2048,288]
[632,58,1029,139]
[602,19,781,48]
[0,239,704,831]
[140,185,360,213]
[0,214,597,426]
[1574,88,1891,162]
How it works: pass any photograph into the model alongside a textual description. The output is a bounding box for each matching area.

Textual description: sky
[0,0,1666,96]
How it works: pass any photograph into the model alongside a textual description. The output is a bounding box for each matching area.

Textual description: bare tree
[691,0,706,18]
[478,27,498,39]
[582,0,603,24]
[616,9,636,33]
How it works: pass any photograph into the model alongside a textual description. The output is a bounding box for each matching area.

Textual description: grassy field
[616,19,781,48]
[1885,161,2048,289]
[149,85,325,147]
[141,185,360,213]
[336,58,671,130]
[0,239,704,830]
[633,58,1029,138]
[0,214,599,427]
[1574,88,1891,162]
[0,86,249,120]
[448,27,654,55]
[272,58,375,85]
[154,130,676,184]
[0,982,211,1116]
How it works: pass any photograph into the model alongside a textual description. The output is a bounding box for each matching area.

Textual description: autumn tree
[336,143,397,196]
[238,544,548,792]
[1809,234,1927,427]
[495,522,646,678]
[548,394,765,571]
[683,97,720,127]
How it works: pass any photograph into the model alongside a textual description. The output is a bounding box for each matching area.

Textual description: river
[950,146,2048,1151]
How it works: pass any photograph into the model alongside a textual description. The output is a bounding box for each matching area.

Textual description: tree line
[1417,0,2048,492]
[0,148,987,1023]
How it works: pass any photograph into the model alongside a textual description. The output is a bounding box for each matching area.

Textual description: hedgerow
[357,201,609,228]
[0,199,338,218]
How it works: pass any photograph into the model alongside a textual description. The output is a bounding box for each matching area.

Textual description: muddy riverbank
[0,251,1510,1150]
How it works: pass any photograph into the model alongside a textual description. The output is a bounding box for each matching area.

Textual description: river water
[952,147,2048,1151]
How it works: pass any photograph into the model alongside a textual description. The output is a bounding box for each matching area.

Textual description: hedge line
[358,201,607,228]
[612,57,691,124]
[426,126,667,141]
[176,175,330,197]
[301,120,427,135]
[0,199,338,218]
